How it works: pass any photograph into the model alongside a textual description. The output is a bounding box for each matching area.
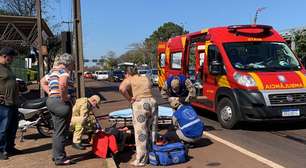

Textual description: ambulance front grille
[268,93,306,105]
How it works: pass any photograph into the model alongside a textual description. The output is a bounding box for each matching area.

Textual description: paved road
[88,80,306,168]
[199,112,306,168]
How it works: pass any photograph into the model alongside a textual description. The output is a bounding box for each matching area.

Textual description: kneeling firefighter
[70,95,101,150]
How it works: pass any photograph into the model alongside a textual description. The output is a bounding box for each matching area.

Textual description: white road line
[204,132,286,168]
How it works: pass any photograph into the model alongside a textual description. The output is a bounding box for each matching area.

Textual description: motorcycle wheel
[36,111,54,137]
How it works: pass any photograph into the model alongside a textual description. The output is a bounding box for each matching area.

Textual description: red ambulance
[157,24,306,128]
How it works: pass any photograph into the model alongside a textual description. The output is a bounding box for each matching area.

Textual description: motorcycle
[18,97,54,142]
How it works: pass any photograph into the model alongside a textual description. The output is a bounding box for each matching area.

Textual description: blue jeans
[0,105,18,153]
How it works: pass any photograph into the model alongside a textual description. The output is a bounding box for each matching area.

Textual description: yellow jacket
[71,97,95,125]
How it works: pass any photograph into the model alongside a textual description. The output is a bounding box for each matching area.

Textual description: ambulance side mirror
[209,60,223,75]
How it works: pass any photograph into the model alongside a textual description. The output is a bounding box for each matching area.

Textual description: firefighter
[119,66,158,167]
[70,95,100,150]
[161,74,196,109]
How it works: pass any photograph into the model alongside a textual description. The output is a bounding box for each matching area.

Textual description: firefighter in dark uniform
[161,74,196,109]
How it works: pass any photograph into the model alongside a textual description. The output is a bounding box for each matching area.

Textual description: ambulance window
[159,53,166,67]
[188,44,196,70]
[208,45,222,64]
[199,52,205,66]
[188,44,196,81]
[170,52,182,69]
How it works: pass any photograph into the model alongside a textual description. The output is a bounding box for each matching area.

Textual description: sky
[52,0,306,63]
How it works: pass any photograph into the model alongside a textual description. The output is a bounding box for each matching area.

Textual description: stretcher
[104,106,173,126]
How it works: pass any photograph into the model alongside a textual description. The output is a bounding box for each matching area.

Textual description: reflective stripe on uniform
[180,118,201,130]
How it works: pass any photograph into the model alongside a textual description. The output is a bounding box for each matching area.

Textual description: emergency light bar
[228,25,273,36]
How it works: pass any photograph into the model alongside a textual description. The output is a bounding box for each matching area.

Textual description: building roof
[0,15,54,48]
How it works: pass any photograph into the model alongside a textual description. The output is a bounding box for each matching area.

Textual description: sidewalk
[0,128,270,168]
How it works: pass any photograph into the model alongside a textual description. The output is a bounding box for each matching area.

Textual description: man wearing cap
[70,95,100,150]
[161,74,196,109]
[0,47,22,160]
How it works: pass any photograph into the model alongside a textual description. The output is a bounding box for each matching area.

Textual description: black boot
[72,143,86,150]
[0,152,8,160]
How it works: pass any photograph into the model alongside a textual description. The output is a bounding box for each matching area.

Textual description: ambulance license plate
[281,109,300,117]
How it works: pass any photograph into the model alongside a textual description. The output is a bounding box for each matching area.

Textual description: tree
[144,22,188,67]
[0,0,36,16]
[0,0,55,24]
[0,8,13,15]
[101,51,119,70]
[118,42,148,65]
[47,35,61,63]
[294,29,306,59]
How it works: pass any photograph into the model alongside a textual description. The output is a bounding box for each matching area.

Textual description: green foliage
[27,69,38,81]
[147,22,188,42]
[144,22,188,68]
[123,43,147,65]
[120,50,144,65]
[101,51,119,70]
[10,55,28,81]
[294,29,306,59]
[117,22,188,68]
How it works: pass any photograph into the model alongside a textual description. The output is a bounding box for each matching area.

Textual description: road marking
[204,132,285,168]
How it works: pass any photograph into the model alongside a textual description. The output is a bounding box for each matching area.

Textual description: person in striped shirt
[40,53,75,166]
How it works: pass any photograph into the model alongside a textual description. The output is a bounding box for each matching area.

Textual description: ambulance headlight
[234,72,256,87]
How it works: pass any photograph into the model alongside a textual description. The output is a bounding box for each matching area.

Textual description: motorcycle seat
[21,97,47,109]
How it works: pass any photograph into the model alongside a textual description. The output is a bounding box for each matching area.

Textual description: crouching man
[168,98,204,144]
[161,74,196,110]
[70,95,100,150]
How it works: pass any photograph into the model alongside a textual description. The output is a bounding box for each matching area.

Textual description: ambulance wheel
[217,97,238,129]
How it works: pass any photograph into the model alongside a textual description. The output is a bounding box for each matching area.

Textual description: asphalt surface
[89,80,306,168]
[2,79,306,168]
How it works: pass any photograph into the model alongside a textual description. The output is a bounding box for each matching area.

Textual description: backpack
[149,142,187,166]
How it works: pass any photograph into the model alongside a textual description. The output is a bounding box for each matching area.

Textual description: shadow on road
[23,133,50,140]
[193,138,213,148]
[116,147,135,165]
[21,143,52,154]
[194,107,218,122]
[102,99,126,104]
[69,151,97,163]
[193,106,306,132]
[89,85,119,93]
[238,121,306,131]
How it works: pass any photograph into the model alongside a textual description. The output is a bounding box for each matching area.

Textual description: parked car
[95,70,109,80]
[84,72,93,79]
[92,71,98,80]
[138,69,150,77]
[109,70,124,82]
[150,69,158,85]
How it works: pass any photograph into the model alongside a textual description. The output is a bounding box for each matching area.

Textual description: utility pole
[73,0,85,98]
[36,0,44,98]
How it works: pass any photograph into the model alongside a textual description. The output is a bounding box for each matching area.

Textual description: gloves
[183,96,190,103]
